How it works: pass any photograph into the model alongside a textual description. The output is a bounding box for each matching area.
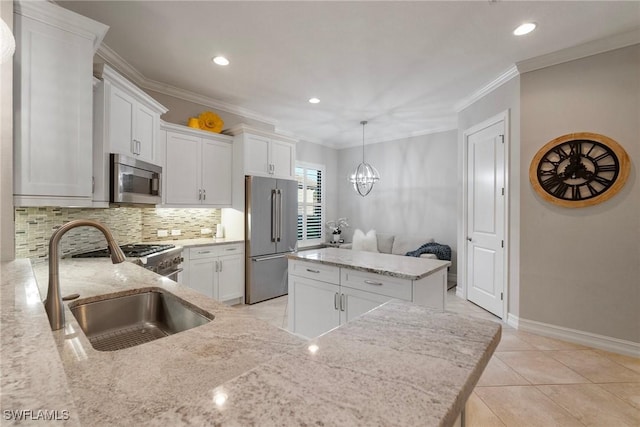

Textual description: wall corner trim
[518,317,640,358]
[506,313,519,329]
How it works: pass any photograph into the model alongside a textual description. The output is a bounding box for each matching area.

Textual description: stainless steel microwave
[110,154,162,205]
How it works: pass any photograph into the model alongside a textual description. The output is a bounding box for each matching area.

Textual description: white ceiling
[59,1,640,148]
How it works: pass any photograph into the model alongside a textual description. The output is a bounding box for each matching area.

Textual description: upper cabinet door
[13,7,103,206]
[135,103,157,162]
[165,132,201,205]
[201,138,233,206]
[270,139,295,179]
[245,134,271,176]
[109,86,136,156]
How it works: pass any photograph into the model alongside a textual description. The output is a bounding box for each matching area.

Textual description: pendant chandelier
[349,121,380,197]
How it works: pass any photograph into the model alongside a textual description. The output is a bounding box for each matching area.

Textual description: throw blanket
[406,242,451,261]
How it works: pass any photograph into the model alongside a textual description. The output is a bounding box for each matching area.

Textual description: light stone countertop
[144,237,244,249]
[289,247,451,280]
[2,258,500,426]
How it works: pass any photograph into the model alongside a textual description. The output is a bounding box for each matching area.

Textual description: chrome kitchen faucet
[44,219,126,330]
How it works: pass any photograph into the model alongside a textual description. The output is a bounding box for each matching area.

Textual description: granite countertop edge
[288,247,451,280]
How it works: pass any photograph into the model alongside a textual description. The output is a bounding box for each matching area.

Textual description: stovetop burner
[72,244,176,258]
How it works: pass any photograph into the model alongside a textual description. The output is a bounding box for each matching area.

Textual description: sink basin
[70,289,213,351]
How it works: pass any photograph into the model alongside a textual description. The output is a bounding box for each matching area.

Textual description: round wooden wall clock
[529,132,630,208]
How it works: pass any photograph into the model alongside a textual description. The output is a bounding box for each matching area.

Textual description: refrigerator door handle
[277,188,283,242]
[271,189,277,242]
[254,254,287,262]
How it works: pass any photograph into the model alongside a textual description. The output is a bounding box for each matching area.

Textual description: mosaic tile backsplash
[15,207,221,263]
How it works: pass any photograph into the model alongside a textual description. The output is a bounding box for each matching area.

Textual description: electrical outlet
[157,230,168,237]
[171,229,181,236]
[200,228,212,235]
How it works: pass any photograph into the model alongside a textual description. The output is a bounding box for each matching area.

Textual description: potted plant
[326,218,349,242]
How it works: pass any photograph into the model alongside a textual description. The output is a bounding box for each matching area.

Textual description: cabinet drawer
[188,243,244,260]
[341,269,412,300]
[289,260,340,285]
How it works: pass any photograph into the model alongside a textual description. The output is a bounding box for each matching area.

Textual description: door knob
[467,237,472,242]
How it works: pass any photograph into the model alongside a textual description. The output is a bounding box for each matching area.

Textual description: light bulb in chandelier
[349,121,380,197]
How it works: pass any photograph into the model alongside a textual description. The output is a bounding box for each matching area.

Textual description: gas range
[72,244,184,279]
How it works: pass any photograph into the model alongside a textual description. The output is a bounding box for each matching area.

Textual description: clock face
[530,133,630,208]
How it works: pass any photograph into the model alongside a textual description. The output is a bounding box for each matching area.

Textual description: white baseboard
[518,317,640,357]
[506,313,519,329]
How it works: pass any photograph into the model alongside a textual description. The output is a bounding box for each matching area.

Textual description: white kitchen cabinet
[287,260,393,338]
[92,64,168,205]
[229,124,297,180]
[183,243,244,304]
[13,1,108,207]
[163,123,233,207]
[288,259,447,339]
[289,275,340,339]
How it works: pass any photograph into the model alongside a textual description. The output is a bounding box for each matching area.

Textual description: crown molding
[17,0,108,54]
[96,43,147,88]
[96,43,278,127]
[334,122,458,150]
[97,63,168,114]
[226,123,298,144]
[517,28,640,74]
[454,65,519,113]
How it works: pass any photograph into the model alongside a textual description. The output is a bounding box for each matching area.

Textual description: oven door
[164,268,183,282]
[110,153,162,205]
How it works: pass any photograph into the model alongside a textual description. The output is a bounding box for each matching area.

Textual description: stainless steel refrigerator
[245,176,298,304]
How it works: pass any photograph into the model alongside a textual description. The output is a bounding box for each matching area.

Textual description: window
[296,162,325,246]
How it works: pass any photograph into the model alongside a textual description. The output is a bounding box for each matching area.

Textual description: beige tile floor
[234,289,640,426]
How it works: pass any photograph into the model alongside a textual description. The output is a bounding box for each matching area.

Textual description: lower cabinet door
[288,275,340,339]
[341,287,391,324]
[187,257,216,298]
[217,254,244,302]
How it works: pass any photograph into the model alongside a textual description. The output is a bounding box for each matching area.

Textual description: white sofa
[340,232,438,260]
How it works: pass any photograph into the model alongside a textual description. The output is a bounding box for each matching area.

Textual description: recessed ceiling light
[513,22,537,36]
[308,97,320,104]
[212,56,229,66]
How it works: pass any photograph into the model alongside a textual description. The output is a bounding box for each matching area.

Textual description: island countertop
[289,247,451,280]
[1,258,499,426]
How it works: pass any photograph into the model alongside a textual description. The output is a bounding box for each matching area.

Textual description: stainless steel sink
[70,289,213,351]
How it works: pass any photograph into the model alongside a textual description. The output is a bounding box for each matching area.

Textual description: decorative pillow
[352,229,379,253]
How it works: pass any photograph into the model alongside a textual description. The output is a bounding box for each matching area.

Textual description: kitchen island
[1,258,499,426]
[288,247,451,338]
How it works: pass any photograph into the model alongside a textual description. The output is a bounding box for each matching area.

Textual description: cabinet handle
[340,293,345,311]
[334,292,339,310]
[198,250,211,255]
[225,247,237,251]
[219,260,222,272]
[306,268,320,273]
[136,140,141,155]
[364,280,383,286]
[214,260,219,272]
[198,189,202,200]
[203,189,206,201]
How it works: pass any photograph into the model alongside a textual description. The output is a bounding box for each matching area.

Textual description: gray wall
[520,44,639,343]
[458,77,521,317]
[336,130,459,274]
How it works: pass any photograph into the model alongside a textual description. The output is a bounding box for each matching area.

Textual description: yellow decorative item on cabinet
[198,111,224,133]
[187,117,200,129]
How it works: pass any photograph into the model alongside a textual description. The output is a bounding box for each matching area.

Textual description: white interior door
[466,120,505,318]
